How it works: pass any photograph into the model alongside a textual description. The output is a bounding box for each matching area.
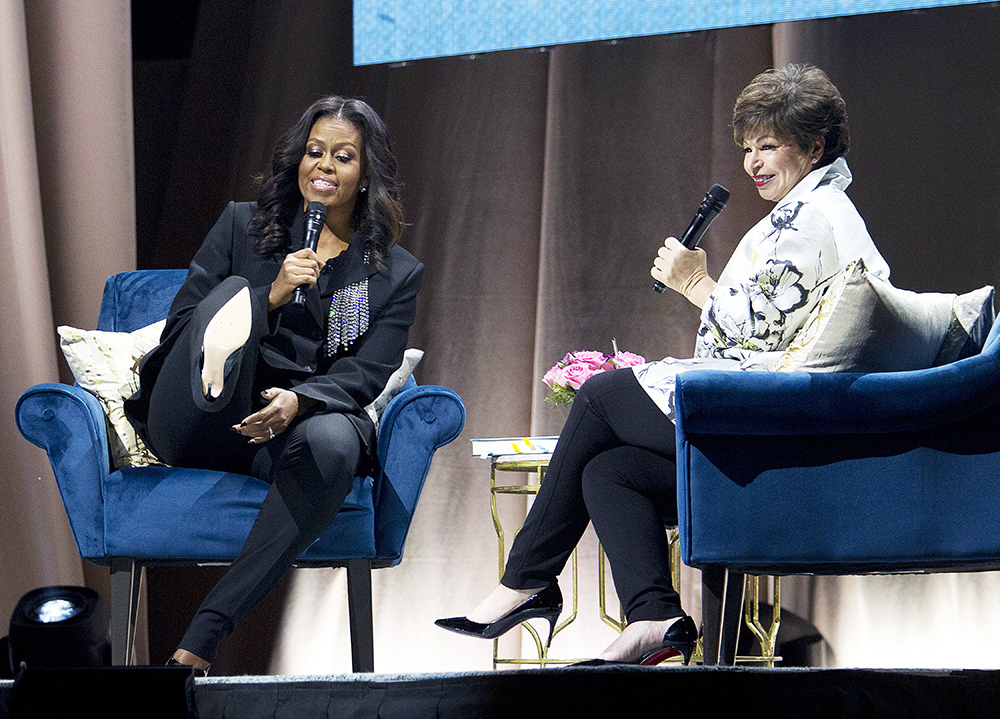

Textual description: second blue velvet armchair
[676,319,1000,664]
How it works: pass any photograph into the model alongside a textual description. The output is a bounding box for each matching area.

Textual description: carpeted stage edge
[3,666,999,717]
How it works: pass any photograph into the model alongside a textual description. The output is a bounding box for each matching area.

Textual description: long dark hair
[248,96,404,270]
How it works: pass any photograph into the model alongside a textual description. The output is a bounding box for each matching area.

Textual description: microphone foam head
[707,184,730,206]
[306,201,327,219]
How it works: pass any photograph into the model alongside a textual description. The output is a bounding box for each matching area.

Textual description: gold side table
[484,449,576,667]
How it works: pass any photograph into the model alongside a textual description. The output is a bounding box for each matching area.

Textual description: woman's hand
[234,388,309,444]
[268,249,325,310]
[650,236,717,308]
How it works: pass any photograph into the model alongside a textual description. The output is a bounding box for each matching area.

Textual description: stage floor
[3,665,998,717]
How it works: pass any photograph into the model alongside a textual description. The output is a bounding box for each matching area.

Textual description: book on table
[471,436,558,458]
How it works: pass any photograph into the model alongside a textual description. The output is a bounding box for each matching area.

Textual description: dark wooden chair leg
[109,557,142,666]
[701,565,744,666]
[346,559,375,672]
[719,570,745,666]
[701,565,724,665]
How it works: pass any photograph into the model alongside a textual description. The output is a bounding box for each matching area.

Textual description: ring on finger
[268,427,275,439]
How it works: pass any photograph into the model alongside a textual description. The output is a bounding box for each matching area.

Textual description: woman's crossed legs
[455,369,687,661]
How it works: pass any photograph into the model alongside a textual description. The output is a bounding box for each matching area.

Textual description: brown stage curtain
[1,0,137,648]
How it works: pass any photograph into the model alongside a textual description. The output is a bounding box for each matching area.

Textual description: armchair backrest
[97,270,188,331]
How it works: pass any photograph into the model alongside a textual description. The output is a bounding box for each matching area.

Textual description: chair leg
[701,565,745,666]
[720,570,745,665]
[109,558,143,666]
[345,559,374,672]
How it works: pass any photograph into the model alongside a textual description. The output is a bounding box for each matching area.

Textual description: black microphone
[293,201,327,305]
[652,183,730,293]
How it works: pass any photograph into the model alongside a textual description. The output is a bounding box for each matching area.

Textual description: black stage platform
[2,666,998,718]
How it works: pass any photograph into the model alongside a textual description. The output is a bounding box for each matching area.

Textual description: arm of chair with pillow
[15,383,112,560]
[372,379,466,565]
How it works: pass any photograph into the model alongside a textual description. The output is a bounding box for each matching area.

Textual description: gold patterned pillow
[58,321,166,469]
[775,260,991,373]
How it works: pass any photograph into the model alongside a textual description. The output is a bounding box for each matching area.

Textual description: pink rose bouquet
[542,345,646,406]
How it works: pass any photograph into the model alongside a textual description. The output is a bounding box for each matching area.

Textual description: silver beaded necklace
[325,246,371,356]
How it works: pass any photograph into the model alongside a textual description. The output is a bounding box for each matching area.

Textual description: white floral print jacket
[634,157,890,419]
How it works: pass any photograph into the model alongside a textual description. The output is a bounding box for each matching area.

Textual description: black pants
[502,368,684,623]
[146,276,363,662]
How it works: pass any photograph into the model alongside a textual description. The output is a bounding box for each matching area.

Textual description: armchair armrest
[372,384,465,564]
[15,383,111,558]
[675,352,1000,437]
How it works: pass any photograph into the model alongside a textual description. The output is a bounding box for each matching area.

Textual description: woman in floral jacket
[436,65,889,664]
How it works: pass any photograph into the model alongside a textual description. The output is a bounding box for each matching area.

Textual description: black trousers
[146,276,363,662]
[502,368,684,623]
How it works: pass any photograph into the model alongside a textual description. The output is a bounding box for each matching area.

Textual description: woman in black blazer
[125,96,422,673]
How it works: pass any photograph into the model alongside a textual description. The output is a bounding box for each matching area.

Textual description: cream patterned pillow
[775,259,991,373]
[58,321,166,469]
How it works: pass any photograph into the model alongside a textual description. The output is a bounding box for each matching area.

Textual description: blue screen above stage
[354,0,988,65]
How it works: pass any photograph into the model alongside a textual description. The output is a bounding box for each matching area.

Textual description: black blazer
[126,201,424,466]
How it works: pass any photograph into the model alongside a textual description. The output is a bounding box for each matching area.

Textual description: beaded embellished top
[325,247,371,356]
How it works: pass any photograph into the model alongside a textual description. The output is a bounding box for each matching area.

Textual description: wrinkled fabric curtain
[0,0,136,643]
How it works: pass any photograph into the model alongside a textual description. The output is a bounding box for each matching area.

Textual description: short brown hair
[733,64,848,167]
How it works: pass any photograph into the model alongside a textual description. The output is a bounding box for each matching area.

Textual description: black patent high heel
[638,615,698,666]
[435,585,563,649]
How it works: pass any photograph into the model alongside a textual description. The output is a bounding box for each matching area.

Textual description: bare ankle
[173,649,210,670]
[598,617,683,662]
[467,584,538,623]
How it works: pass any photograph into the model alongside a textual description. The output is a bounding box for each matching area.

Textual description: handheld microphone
[293,201,327,305]
[652,183,730,293]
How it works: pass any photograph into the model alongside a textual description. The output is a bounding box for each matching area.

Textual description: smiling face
[742,130,824,203]
[297,116,366,218]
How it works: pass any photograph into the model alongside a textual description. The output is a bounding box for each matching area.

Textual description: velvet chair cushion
[103,465,376,560]
[97,269,189,332]
[675,321,1000,573]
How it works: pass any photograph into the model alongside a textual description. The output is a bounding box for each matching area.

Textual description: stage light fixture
[5,587,194,718]
[6,586,110,674]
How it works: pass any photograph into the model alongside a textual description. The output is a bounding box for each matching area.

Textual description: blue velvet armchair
[675,320,1000,665]
[15,270,465,672]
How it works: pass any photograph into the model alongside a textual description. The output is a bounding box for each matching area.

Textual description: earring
[811,157,818,164]
[360,186,368,193]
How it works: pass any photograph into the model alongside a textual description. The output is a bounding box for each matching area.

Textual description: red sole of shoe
[638,647,683,666]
